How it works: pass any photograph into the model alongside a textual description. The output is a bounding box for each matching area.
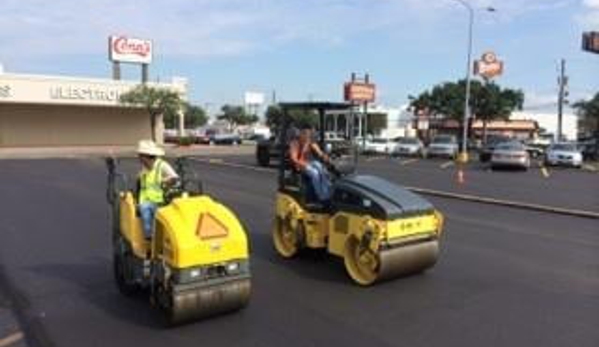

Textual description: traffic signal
[582,32,599,54]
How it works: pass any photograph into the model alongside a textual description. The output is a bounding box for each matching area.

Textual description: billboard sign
[474,51,504,79]
[582,31,599,54]
[109,35,153,64]
[344,82,376,103]
[244,92,265,105]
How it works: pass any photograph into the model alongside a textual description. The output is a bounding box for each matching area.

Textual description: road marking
[191,156,599,220]
[400,158,419,166]
[0,332,24,347]
[540,166,550,178]
[582,164,597,172]
[190,157,273,173]
[208,158,224,164]
[366,156,385,162]
[440,161,454,169]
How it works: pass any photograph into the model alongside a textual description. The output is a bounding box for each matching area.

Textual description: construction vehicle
[105,156,251,325]
[271,102,444,286]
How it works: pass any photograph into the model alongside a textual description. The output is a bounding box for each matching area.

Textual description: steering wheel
[162,178,184,204]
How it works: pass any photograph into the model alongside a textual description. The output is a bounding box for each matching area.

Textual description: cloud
[578,0,599,27]
[0,0,575,62]
[583,0,599,9]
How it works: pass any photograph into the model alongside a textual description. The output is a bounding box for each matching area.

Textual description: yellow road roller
[271,102,444,286]
[105,157,251,325]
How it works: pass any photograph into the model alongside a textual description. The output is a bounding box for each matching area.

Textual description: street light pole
[454,0,474,162]
[452,0,495,162]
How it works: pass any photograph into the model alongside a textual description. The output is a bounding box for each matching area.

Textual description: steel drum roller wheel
[272,216,301,258]
[163,279,252,326]
[113,237,138,296]
[343,236,380,286]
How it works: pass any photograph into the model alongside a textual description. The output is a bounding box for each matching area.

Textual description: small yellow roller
[106,157,251,325]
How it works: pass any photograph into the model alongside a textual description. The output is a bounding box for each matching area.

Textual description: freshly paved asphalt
[0,157,597,347]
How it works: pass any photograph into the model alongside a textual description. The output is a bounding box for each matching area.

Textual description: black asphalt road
[0,158,598,347]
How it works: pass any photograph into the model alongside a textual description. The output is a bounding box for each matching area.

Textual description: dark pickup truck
[256,131,351,167]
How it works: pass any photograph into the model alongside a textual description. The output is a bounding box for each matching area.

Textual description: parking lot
[0,153,597,347]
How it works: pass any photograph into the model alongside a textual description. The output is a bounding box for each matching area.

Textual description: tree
[217,104,259,130]
[367,112,388,136]
[265,105,318,131]
[410,79,524,142]
[120,85,184,141]
[184,104,208,129]
[163,103,209,130]
[573,92,599,136]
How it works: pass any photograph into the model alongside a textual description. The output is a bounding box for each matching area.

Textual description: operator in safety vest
[289,126,332,202]
[136,140,179,239]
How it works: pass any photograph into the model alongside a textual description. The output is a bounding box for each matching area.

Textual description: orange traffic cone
[456,168,465,185]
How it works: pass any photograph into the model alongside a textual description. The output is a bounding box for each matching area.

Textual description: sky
[0,0,598,115]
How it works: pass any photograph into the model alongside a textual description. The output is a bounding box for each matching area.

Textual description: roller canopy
[334,175,434,219]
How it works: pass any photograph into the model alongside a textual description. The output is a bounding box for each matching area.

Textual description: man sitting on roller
[289,126,332,202]
[136,139,179,239]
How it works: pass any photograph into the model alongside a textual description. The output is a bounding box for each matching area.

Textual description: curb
[405,186,599,220]
[0,146,255,160]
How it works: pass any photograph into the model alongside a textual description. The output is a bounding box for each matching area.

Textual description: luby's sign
[109,35,153,64]
[474,51,503,80]
[344,82,376,103]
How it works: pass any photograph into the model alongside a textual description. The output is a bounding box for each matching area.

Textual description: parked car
[479,135,511,162]
[490,141,531,170]
[163,129,179,144]
[427,135,458,159]
[208,132,242,145]
[392,137,425,157]
[364,137,396,155]
[256,129,351,167]
[544,143,583,168]
[579,136,598,161]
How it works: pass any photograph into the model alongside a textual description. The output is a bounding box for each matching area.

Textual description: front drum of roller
[344,238,439,286]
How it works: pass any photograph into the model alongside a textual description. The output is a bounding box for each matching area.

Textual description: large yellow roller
[273,174,444,286]
[270,102,445,286]
[106,157,251,325]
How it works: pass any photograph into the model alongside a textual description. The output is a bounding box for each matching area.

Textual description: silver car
[427,135,458,159]
[491,141,531,170]
[393,137,425,157]
[544,143,583,168]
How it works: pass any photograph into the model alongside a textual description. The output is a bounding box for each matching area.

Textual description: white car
[392,137,425,157]
[427,135,459,159]
[364,138,396,155]
[544,143,583,168]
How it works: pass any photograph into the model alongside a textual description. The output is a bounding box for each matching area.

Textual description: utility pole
[557,59,568,142]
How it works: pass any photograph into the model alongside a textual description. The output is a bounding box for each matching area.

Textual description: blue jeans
[303,161,331,202]
[139,202,158,238]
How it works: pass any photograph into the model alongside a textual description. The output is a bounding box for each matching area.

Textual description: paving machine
[271,102,445,285]
[105,157,251,325]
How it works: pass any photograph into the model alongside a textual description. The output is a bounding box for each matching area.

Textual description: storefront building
[0,72,187,147]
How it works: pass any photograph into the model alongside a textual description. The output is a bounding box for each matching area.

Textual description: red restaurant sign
[109,35,153,64]
[344,82,376,103]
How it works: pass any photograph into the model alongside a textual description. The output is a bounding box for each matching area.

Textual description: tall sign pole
[344,73,375,154]
[557,59,568,142]
[108,35,153,83]
[474,51,504,144]
[363,74,370,150]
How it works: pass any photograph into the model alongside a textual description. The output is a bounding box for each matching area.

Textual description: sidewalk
[0,144,255,160]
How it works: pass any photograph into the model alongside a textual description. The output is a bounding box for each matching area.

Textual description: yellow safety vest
[139,159,165,204]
